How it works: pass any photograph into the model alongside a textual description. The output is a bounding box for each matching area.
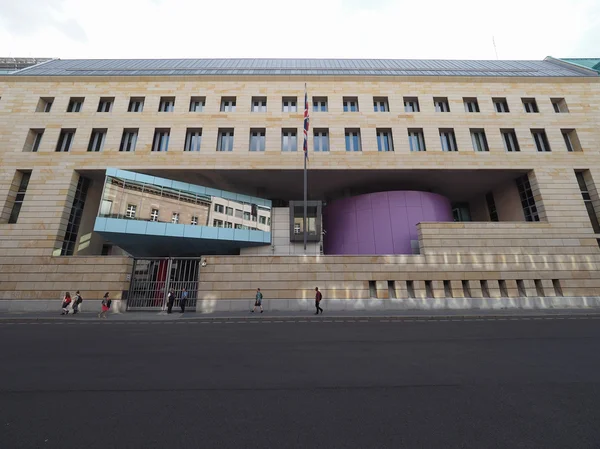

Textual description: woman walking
[61,292,72,315]
[98,292,111,319]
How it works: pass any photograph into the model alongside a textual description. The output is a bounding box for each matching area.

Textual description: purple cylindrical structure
[322,191,453,255]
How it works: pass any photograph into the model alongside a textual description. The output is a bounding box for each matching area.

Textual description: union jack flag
[303,84,309,160]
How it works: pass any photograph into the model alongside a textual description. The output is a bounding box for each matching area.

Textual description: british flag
[303,84,309,160]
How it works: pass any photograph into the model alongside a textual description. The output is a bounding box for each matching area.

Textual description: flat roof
[9,58,598,78]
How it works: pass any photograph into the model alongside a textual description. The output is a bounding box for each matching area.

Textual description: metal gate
[127,257,201,311]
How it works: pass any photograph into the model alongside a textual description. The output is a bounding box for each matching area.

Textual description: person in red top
[315,287,323,315]
[61,292,72,315]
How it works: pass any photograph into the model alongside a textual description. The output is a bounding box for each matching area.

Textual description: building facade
[1,58,599,310]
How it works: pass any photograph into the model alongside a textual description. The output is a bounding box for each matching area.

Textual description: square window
[345,129,362,152]
[404,97,420,112]
[282,97,297,112]
[470,129,489,152]
[150,209,159,222]
[24,129,44,152]
[120,129,138,152]
[313,97,328,112]
[88,128,107,152]
[226,207,233,216]
[522,98,539,113]
[250,128,266,152]
[128,97,144,112]
[56,129,75,152]
[217,128,234,151]
[408,129,426,152]
[125,204,137,219]
[531,129,551,152]
[251,97,267,112]
[282,129,298,152]
[214,204,224,213]
[220,97,236,112]
[191,216,198,226]
[67,97,84,113]
[501,129,520,152]
[158,97,175,112]
[190,96,205,112]
[373,97,389,112]
[36,97,54,113]
[97,97,114,112]
[493,98,510,113]
[343,97,359,112]
[184,128,202,152]
[434,97,450,112]
[463,98,479,113]
[313,129,329,152]
[376,128,394,152]
[152,129,170,152]
[439,129,457,152]
[552,98,569,113]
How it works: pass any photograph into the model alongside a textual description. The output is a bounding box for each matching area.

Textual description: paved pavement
[1,317,600,448]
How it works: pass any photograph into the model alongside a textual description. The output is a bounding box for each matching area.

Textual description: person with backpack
[98,292,111,319]
[72,291,83,314]
[61,292,72,315]
[315,287,323,315]
[251,288,263,313]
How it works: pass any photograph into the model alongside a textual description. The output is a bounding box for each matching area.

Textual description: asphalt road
[1,318,599,448]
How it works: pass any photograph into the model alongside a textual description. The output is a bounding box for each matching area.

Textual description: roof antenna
[493,36,499,60]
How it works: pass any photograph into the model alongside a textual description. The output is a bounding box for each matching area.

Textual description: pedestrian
[61,292,72,315]
[98,292,111,319]
[251,288,263,313]
[180,288,188,313]
[315,287,323,315]
[72,290,83,314]
[167,288,175,314]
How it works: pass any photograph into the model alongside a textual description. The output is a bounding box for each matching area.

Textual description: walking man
[180,288,188,313]
[72,291,83,314]
[167,288,175,314]
[315,287,323,315]
[251,288,263,313]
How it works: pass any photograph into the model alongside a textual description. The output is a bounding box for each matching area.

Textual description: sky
[0,0,598,60]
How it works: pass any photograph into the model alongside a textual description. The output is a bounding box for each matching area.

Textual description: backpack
[76,295,83,304]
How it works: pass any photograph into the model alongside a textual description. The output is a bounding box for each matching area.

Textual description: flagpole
[303,83,308,252]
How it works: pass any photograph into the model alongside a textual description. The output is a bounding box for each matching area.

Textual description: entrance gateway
[126,258,201,311]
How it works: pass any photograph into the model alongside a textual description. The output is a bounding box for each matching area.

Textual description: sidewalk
[2,308,600,321]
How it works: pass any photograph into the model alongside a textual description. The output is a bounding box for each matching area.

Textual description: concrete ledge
[0,300,127,314]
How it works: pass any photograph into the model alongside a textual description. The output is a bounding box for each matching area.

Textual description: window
[294,223,301,234]
[501,129,520,152]
[213,219,223,227]
[220,97,236,112]
[7,171,31,224]
[552,98,569,113]
[531,129,551,152]
[434,97,450,112]
[158,97,175,112]
[493,98,509,113]
[225,221,233,228]
[150,209,159,222]
[67,97,84,112]
[452,203,471,222]
[217,129,234,152]
[120,129,138,152]
[408,129,426,152]
[313,129,329,152]
[345,129,361,152]
[463,98,479,112]
[343,97,359,112]
[439,129,457,152]
[152,129,170,152]
[376,129,394,152]
[235,209,243,218]
[214,204,224,214]
[56,129,75,152]
[251,97,267,112]
[282,97,297,112]
[191,216,198,226]
[562,129,581,152]
[250,128,266,152]
[576,171,600,233]
[184,128,202,152]
[282,129,298,152]
[234,223,243,229]
[259,216,267,224]
[125,204,137,219]
[471,129,489,152]
[24,129,44,152]
[485,192,499,221]
[128,97,144,112]
[404,97,419,112]
[373,97,389,112]
[36,97,54,112]
[313,97,328,112]
[87,129,107,152]
[516,174,540,222]
[172,213,180,224]
[226,207,233,216]
[59,177,90,256]
[189,96,205,112]
[97,97,114,112]
[522,98,538,113]
[243,211,251,220]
